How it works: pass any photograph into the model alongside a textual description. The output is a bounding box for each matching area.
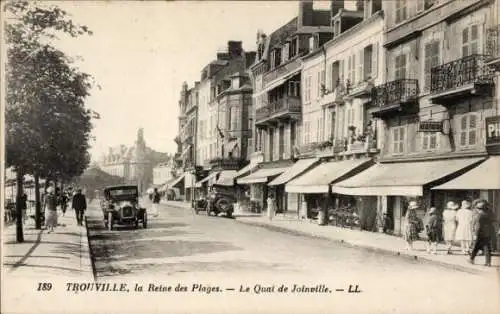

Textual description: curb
[235,219,488,275]
[84,215,98,282]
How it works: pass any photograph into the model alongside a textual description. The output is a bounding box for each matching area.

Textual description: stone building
[99,128,169,193]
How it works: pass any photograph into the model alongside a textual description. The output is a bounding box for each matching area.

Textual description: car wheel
[108,212,113,231]
[143,212,148,228]
[226,210,233,218]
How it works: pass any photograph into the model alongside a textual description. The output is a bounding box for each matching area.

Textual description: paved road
[86,201,499,314]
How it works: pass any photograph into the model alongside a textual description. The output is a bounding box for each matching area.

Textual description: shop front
[236,162,291,213]
[285,158,374,224]
[267,158,320,216]
[331,157,486,236]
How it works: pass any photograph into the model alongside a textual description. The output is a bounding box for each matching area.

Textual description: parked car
[205,186,236,218]
[100,185,147,230]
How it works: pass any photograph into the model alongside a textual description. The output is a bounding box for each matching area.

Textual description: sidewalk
[2,208,94,280]
[236,215,499,273]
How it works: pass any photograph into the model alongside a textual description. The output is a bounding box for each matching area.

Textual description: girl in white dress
[442,201,458,254]
[455,200,474,254]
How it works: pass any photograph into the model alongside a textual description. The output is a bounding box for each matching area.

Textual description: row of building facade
[169,0,500,238]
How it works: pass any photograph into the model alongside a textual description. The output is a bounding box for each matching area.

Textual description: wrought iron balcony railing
[255,96,301,123]
[486,25,500,60]
[372,79,419,108]
[430,54,494,94]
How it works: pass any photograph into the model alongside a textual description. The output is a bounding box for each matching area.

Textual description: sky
[50,0,327,161]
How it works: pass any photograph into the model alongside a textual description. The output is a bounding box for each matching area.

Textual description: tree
[5,1,94,239]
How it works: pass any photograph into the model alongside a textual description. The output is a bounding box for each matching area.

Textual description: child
[425,207,441,254]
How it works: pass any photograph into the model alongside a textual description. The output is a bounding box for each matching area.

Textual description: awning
[286,158,373,194]
[269,158,319,186]
[331,157,485,196]
[168,174,185,189]
[237,167,287,185]
[432,157,498,190]
[254,68,302,97]
[195,172,218,188]
[235,161,259,179]
[213,170,238,186]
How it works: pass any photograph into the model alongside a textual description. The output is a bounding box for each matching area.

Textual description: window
[304,75,312,102]
[331,61,340,90]
[395,0,408,24]
[317,71,323,97]
[348,55,356,85]
[424,41,440,92]
[282,43,289,63]
[462,25,480,57]
[229,107,241,131]
[392,126,405,154]
[363,44,374,80]
[395,54,407,80]
[289,38,298,58]
[458,114,478,148]
[422,132,438,151]
[304,121,311,144]
[289,81,300,97]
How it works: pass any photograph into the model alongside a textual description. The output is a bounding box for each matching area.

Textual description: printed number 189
[37,282,53,291]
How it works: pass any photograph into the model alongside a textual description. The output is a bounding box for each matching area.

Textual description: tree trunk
[15,171,24,242]
[35,174,42,229]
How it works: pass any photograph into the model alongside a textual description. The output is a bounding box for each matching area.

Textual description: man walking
[469,200,494,266]
[72,188,87,226]
[152,188,160,217]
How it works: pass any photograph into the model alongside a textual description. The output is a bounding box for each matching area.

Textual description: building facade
[99,128,169,193]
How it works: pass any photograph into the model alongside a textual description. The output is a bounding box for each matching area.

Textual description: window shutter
[283,43,289,62]
[417,0,424,12]
[469,115,477,145]
[371,43,378,79]
[339,59,345,83]
[358,50,364,82]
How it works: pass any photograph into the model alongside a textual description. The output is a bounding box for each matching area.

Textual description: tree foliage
[4,0,95,238]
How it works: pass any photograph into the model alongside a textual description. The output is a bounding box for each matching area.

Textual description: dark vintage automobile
[100,185,147,230]
[194,186,236,217]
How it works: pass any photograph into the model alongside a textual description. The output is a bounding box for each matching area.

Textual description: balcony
[429,55,495,105]
[255,96,301,125]
[262,54,305,88]
[322,84,347,109]
[371,79,419,119]
[348,78,375,100]
[335,135,378,157]
[297,141,334,158]
[486,25,500,69]
[208,157,245,171]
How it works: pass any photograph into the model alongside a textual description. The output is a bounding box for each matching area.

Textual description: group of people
[403,199,496,266]
[43,186,88,233]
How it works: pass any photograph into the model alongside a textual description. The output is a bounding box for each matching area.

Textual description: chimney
[228,40,243,58]
[331,0,344,16]
[298,0,314,27]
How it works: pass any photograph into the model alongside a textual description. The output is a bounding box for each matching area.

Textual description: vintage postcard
[1,1,499,313]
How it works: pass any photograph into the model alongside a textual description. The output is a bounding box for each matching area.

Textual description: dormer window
[271,48,282,69]
[309,34,319,52]
[282,43,289,63]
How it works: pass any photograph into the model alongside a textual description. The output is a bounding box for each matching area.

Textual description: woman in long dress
[442,201,458,254]
[403,201,421,251]
[455,200,474,254]
[44,186,58,233]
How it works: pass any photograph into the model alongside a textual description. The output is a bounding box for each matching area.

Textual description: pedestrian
[267,194,275,221]
[469,200,494,266]
[20,193,28,224]
[455,200,474,254]
[443,201,458,254]
[72,188,87,226]
[425,207,441,254]
[43,186,58,233]
[403,201,421,251]
[152,188,160,217]
[60,192,69,216]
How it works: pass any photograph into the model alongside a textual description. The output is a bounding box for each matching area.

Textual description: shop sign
[418,121,443,133]
[486,116,500,154]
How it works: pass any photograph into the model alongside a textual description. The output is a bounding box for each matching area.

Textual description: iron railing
[255,96,301,122]
[486,25,500,59]
[372,79,419,108]
[430,54,494,94]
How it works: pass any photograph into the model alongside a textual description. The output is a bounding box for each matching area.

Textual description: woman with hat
[43,186,58,233]
[443,201,458,254]
[425,207,441,254]
[455,200,474,254]
[403,201,421,251]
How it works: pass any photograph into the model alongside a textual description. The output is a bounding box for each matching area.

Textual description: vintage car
[100,185,147,230]
[196,186,235,217]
